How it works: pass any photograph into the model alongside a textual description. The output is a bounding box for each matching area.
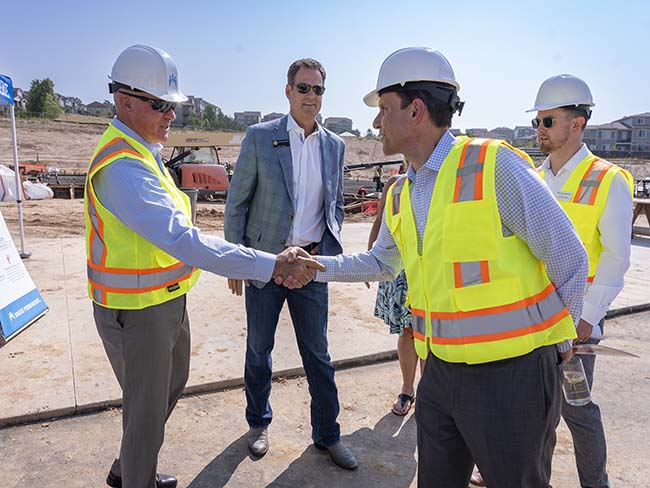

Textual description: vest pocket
[562,204,599,245]
[441,201,498,262]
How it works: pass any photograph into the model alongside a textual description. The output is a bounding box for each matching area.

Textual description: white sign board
[0,209,48,345]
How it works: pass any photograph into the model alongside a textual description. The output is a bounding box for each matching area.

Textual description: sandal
[391,393,415,416]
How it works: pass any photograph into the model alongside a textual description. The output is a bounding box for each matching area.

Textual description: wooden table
[632,198,650,236]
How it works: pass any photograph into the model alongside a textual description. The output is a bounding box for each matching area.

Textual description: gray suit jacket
[224,115,345,269]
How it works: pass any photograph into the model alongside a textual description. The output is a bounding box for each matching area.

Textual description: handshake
[228,246,326,295]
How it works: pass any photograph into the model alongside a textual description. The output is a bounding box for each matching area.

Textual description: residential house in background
[513,126,537,147]
[449,128,464,137]
[56,94,84,113]
[583,122,627,151]
[13,87,27,110]
[487,126,514,143]
[262,112,284,122]
[324,116,353,134]
[234,111,261,126]
[86,101,114,118]
[173,96,220,126]
[614,112,650,151]
[466,128,488,137]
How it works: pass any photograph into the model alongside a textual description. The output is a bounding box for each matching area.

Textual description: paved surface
[1,226,649,427]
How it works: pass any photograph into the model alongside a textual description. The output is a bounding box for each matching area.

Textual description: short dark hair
[379,84,455,128]
[561,105,591,132]
[287,58,326,85]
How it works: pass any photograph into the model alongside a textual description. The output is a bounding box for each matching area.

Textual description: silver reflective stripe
[456,144,482,202]
[87,263,193,290]
[391,177,407,215]
[89,139,139,172]
[88,205,104,264]
[580,180,601,188]
[92,287,103,304]
[413,315,427,336]
[576,186,595,204]
[459,261,484,287]
[430,288,566,338]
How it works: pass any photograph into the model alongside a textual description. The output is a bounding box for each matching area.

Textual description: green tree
[204,104,218,127]
[26,79,61,119]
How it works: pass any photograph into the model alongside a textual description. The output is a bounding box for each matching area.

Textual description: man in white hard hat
[529,74,633,488]
[291,47,588,487]
[86,45,324,488]
[224,58,356,470]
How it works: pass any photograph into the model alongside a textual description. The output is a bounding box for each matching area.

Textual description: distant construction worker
[224,58,356,470]
[373,165,384,192]
[297,47,588,487]
[529,74,633,488]
[85,45,323,488]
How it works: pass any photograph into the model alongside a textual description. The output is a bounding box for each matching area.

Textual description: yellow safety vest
[84,124,200,310]
[385,137,576,364]
[539,152,633,282]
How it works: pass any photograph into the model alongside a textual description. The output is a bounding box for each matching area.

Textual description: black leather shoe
[106,470,178,488]
[314,441,358,470]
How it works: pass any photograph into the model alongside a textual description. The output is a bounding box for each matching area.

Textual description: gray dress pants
[562,319,609,488]
[94,294,190,488]
[416,345,561,488]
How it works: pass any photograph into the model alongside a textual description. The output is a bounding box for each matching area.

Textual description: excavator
[163,131,245,200]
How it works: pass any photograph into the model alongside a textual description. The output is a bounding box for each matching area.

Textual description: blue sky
[2,0,649,134]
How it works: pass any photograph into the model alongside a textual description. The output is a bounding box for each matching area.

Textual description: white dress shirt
[286,113,326,247]
[540,143,632,338]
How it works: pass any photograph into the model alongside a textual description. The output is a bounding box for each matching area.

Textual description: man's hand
[272,247,326,289]
[574,319,593,343]
[560,349,574,364]
[228,278,244,296]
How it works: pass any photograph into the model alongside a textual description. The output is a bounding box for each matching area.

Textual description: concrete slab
[1,224,649,426]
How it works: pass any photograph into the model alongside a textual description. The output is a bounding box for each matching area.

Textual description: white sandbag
[23,181,53,200]
[0,165,22,202]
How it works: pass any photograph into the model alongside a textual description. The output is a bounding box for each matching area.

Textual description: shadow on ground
[188,413,417,488]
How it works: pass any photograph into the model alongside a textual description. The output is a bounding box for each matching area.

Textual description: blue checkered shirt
[317,131,587,353]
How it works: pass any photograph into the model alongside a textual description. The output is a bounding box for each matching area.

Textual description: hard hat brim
[363,89,380,107]
[526,101,595,113]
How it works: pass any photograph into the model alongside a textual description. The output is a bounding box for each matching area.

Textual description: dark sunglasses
[293,82,326,96]
[531,116,571,129]
[120,91,176,113]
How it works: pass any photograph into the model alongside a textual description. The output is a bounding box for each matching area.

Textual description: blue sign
[0,74,14,106]
[0,288,48,343]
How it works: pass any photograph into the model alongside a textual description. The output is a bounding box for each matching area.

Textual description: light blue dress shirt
[92,119,276,282]
[317,131,588,353]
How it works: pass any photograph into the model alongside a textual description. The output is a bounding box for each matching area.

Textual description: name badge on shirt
[557,191,573,201]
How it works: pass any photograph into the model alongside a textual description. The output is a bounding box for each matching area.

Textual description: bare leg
[397,328,419,396]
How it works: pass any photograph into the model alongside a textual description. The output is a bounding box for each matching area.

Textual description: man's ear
[116,92,131,112]
[285,84,291,100]
[410,98,426,124]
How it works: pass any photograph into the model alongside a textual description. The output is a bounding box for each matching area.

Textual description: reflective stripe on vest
[410,283,568,344]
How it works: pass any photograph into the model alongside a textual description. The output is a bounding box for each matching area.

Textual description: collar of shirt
[406,130,457,182]
[540,143,590,177]
[287,112,320,142]
[112,117,163,159]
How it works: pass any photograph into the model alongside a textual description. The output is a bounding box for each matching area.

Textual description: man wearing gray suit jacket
[224,58,356,470]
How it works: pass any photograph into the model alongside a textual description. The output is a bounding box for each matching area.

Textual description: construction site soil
[2,115,649,239]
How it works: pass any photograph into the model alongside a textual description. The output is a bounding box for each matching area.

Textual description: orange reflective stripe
[89,138,143,174]
[453,262,463,288]
[480,260,490,283]
[413,330,426,341]
[428,309,570,345]
[474,140,490,200]
[587,165,608,205]
[429,282,556,320]
[587,276,594,283]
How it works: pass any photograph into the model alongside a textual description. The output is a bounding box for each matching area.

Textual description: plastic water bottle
[561,356,591,406]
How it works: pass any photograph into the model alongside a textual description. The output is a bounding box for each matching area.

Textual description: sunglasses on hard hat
[119,91,176,113]
[293,82,326,96]
[531,116,572,129]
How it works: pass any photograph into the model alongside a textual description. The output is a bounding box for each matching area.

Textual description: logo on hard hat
[168,74,177,89]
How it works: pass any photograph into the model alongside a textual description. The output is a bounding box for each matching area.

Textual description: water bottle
[561,356,591,406]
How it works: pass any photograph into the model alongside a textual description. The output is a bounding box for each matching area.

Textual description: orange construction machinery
[163,131,245,200]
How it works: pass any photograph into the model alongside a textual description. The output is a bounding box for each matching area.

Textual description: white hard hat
[109,44,187,102]
[527,74,594,112]
[364,47,460,107]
